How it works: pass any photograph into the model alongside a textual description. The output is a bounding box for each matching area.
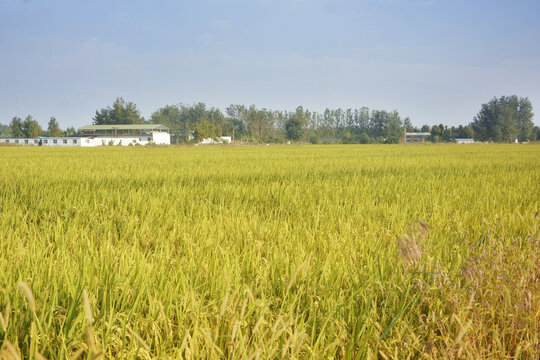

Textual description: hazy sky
[1,0,539,129]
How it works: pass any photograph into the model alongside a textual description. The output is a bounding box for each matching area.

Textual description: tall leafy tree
[9,116,24,137]
[531,126,540,141]
[47,117,64,137]
[245,106,270,142]
[457,125,474,138]
[472,95,534,142]
[206,107,226,136]
[226,104,249,140]
[93,97,144,125]
[193,121,216,142]
[385,111,404,143]
[228,118,247,140]
[355,107,370,135]
[22,115,43,138]
[440,124,452,141]
[403,117,414,132]
[285,116,304,141]
[321,108,335,138]
[150,104,186,142]
[0,123,9,137]
[516,97,534,142]
[369,110,388,139]
[64,127,77,136]
[430,125,442,141]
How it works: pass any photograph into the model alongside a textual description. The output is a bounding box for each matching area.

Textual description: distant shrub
[309,135,321,144]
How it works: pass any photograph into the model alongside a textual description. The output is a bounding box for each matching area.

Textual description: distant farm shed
[455,138,475,144]
[0,124,171,147]
[404,132,431,143]
[79,124,169,136]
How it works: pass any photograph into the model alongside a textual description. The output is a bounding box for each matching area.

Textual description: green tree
[516,98,534,142]
[285,106,308,142]
[471,95,534,142]
[321,108,336,138]
[358,132,371,144]
[352,107,370,135]
[64,127,77,136]
[457,125,474,138]
[531,126,540,141]
[0,123,10,137]
[47,117,64,137]
[228,118,247,140]
[439,124,452,141]
[226,104,249,141]
[309,134,321,144]
[403,117,414,132]
[22,115,43,138]
[430,125,442,140]
[9,116,24,137]
[285,117,304,141]
[150,104,185,143]
[93,97,144,125]
[385,111,404,143]
[369,110,388,138]
[193,121,216,142]
[245,106,270,142]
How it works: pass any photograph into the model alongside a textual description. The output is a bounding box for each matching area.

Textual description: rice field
[0,144,539,359]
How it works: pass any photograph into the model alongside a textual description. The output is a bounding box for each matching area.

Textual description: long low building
[404,132,431,143]
[0,124,171,147]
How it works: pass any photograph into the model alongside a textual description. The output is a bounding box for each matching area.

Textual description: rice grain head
[398,234,422,269]
[2,340,21,360]
[17,283,36,313]
[35,352,48,360]
[82,290,93,324]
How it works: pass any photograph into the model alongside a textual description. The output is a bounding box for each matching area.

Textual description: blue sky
[1,0,539,128]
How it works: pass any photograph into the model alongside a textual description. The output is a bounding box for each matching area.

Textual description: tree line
[2,116,77,138]
[89,98,416,144]
[1,96,537,143]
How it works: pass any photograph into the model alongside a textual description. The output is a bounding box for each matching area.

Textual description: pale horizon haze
[1,0,539,129]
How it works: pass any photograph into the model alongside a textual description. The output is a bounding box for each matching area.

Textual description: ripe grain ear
[82,289,93,324]
[2,340,21,360]
[17,283,36,313]
[0,302,9,332]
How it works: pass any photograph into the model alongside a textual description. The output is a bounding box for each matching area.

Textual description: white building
[200,136,232,144]
[0,137,83,146]
[0,124,171,147]
[455,138,475,144]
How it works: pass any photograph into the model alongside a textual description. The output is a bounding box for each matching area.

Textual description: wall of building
[0,132,171,147]
[151,132,171,145]
[88,137,149,146]
[201,136,232,144]
[0,137,83,146]
[455,138,475,144]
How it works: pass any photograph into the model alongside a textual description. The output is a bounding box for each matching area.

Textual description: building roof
[78,124,169,131]
[405,132,431,136]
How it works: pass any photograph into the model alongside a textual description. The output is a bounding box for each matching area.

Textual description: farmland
[0,144,539,359]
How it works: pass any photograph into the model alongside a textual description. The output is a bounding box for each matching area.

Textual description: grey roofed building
[404,132,431,143]
[78,124,170,136]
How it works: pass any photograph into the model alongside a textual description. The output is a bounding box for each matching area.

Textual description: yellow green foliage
[0,144,538,359]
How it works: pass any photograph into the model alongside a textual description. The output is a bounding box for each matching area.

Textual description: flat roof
[79,124,169,131]
[406,132,431,136]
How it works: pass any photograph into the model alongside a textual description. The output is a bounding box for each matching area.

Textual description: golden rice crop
[0,144,538,359]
